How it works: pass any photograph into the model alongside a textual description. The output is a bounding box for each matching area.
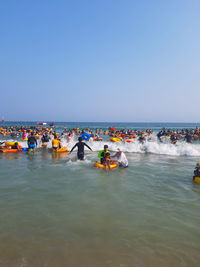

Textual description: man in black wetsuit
[70,137,93,160]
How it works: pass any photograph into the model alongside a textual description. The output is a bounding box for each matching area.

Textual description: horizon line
[1,121,200,124]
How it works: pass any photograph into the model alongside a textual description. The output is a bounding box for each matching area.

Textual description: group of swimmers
[69,137,128,168]
[1,125,200,173]
[2,125,200,145]
[157,128,200,144]
[0,127,129,168]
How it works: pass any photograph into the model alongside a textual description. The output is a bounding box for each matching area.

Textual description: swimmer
[98,145,111,168]
[193,162,200,181]
[70,137,93,160]
[111,149,128,168]
[41,132,50,144]
[52,135,61,151]
[27,132,37,151]
[12,142,21,151]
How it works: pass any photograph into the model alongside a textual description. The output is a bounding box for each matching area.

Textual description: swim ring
[126,139,133,143]
[110,137,121,142]
[193,177,200,184]
[5,142,19,146]
[42,143,47,147]
[81,133,91,141]
[52,147,68,153]
[94,161,117,169]
[0,147,22,153]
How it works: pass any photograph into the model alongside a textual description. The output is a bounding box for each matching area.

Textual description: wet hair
[78,137,82,142]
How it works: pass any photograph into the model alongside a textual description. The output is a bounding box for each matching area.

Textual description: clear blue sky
[0,0,199,122]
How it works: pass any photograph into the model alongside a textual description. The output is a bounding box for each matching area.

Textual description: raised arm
[84,143,92,151]
[70,143,77,153]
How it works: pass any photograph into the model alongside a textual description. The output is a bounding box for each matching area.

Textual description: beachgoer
[12,142,21,151]
[27,132,37,151]
[66,132,73,143]
[111,149,128,168]
[185,133,192,143]
[52,135,61,151]
[70,137,93,160]
[98,145,111,165]
[193,162,200,180]
[42,132,50,143]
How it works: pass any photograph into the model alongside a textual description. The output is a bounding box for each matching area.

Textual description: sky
[0,0,200,122]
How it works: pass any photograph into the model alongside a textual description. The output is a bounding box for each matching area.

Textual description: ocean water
[0,122,200,267]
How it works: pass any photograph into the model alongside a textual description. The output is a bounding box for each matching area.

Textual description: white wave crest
[1,138,200,157]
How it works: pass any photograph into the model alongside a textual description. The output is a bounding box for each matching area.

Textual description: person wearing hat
[193,162,200,180]
[111,148,128,168]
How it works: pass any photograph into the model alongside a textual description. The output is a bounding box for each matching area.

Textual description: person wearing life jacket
[52,135,61,151]
[98,145,111,165]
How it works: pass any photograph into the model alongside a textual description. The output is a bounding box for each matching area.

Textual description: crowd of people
[1,125,200,172]
[157,128,200,144]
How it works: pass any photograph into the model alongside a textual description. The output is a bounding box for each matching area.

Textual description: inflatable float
[81,133,91,141]
[42,143,47,147]
[93,138,103,141]
[193,177,200,184]
[94,161,117,169]
[52,147,68,153]
[5,142,19,146]
[0,148,22,153]
[110,137,121,142]
[126,139,133,143]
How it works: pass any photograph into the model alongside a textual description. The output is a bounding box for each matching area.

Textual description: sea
[0,122,200,267]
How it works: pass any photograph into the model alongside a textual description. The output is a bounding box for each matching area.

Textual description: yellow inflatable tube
[193,177,200,184]
[5,141,19,146]
[52,147,68,153]
[110,137,121,142]
[94,161,117,169]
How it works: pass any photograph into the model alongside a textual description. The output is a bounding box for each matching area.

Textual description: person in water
[98,145,111,168]
[12,142,21,151]
[52,135,61,151]
[70,137,93,160]
[27,132,37,151]
[111,149,128,168]
[66,132,73,143]
[185,133,192,143]
[193,162,200,180]
[138,134,145,144]
[41,132,50,144]
[170,133,177,144]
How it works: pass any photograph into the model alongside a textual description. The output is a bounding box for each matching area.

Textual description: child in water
[104,152,112,169]
[193,162,200,180]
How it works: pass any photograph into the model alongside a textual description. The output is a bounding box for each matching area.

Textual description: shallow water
[1,122,200,266]
[0,150,200,267]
